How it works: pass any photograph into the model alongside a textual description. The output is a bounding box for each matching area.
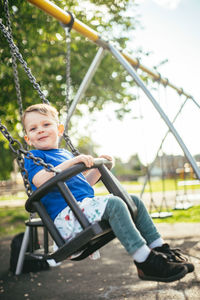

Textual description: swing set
[1,0,200,275]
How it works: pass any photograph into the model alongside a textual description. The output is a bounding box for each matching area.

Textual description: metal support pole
[27,0,99,42]
[140,97,189,197]
[60,47,105,139]
[27,0,200,101]
[15,226,30,275]
[191,97,200,110]
[108,44,200,180]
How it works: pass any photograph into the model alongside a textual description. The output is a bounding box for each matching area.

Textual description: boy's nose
[38,126,44,133]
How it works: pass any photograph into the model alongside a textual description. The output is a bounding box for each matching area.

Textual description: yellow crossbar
[27,0,193,99]
[27,0,99,41]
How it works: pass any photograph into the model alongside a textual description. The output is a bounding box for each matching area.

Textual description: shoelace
[162,244,188,262]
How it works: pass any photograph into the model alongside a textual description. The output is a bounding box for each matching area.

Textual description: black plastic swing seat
[25,218,43,227]
[49,220,115,262]
[25,158,137,262]
[25,217,114,262]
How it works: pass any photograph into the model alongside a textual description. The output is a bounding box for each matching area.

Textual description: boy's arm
[85,155,114,186]
[32,154,95,188]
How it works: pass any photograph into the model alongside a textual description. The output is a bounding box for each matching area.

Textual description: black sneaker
[154,243,194,273]
[134,250,188,282]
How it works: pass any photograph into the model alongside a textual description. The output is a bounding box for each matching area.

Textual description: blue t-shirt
[24,149,95,220]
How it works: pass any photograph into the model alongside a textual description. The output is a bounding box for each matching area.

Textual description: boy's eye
[30,127,36,131]
[44,123,50,127]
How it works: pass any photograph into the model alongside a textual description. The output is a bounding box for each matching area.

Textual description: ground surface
[0,223,200,300]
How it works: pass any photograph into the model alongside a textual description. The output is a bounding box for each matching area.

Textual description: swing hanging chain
[0,122,61,195]
[60,11,75,115]
[4,0,24,121]
[63,27,80,156]
[65,27,71,114]
[4,0,28,151]
[60,14,80,156]
[16,154,32,197]
[1,6,79,185]
[0,121,32,195]
[63,132,80,156]
[0,19,49,105]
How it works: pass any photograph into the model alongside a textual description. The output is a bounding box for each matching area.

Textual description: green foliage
[113,154,145,180]
[0,207,28,237]
[0,141,13,179]
[0,0,139,132]
[0,0,142,177]
[76,135,99,156]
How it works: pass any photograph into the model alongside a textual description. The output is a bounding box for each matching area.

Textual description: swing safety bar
[25,158,137,263]
[27,0,196,101]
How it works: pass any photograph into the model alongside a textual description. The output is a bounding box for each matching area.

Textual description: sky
[132,0,200,98]
[73,0,200,164]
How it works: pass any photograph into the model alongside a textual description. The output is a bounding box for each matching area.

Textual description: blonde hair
[22,104,59,128]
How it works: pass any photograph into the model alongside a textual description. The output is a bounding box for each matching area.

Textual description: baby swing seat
[16,158,137,274]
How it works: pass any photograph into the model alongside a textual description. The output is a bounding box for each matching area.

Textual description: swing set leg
[15,226,30,275]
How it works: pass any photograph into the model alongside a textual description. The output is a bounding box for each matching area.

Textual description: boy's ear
[24,135,32,145]
[58,124,64,136]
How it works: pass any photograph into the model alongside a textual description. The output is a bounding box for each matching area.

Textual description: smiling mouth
[38,136,48,141]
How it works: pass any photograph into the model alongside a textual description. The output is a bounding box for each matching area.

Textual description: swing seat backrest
[25,159,137,262]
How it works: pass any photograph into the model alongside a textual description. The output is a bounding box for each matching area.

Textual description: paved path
[0,223,200,300]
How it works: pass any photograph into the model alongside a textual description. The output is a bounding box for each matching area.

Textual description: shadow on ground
[0,223,200,300]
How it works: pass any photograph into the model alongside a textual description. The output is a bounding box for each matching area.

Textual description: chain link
[0,19,49,105]
[0,6,80,196]
[0,121,60,196]
[3,0,29,151]
[65,28,71,115]
[0,121,32,195]
[63,132,80,156]
[4,0,24,120]
[61,26,80,156]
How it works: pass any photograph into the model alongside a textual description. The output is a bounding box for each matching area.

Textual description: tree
[112,155,145,181]
[0,141,13,180]
[0,0,141,178]
[0,0,139,128]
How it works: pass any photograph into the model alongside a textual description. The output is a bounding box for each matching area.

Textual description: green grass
[94,179,200,194]
[0,203,200,239]
[122,179,200,194]
[153,205,200,223]
[0,179,200,238]
[0,192,27,201]
[0,207,29,238]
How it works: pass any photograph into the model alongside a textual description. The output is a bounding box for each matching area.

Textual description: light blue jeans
[102,195,161,255]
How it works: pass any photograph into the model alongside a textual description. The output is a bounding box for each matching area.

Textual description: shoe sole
[184,263,194,273]
[138,266,188,283]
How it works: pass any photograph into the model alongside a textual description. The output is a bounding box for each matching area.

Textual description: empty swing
[0,1,137,275]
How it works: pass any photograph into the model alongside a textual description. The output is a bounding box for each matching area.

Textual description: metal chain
[0,7,79,192]
[65,27,71,116]
[63,132,80,156]
[0,121,60,195]
[3,0,28,151]
[0,123,60,173]
[16,154,32,197]
[0,120,32,195]
[59,24,80,156]
[0,19,49,105]
[4,0,24,120]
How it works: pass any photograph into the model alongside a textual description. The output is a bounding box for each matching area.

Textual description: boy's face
[24,111,64,150]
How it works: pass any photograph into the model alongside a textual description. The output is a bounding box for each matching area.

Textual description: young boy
[23,103,194,283]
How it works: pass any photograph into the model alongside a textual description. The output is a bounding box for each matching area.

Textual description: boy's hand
[75,154,94,168]
[99,154,114,169]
